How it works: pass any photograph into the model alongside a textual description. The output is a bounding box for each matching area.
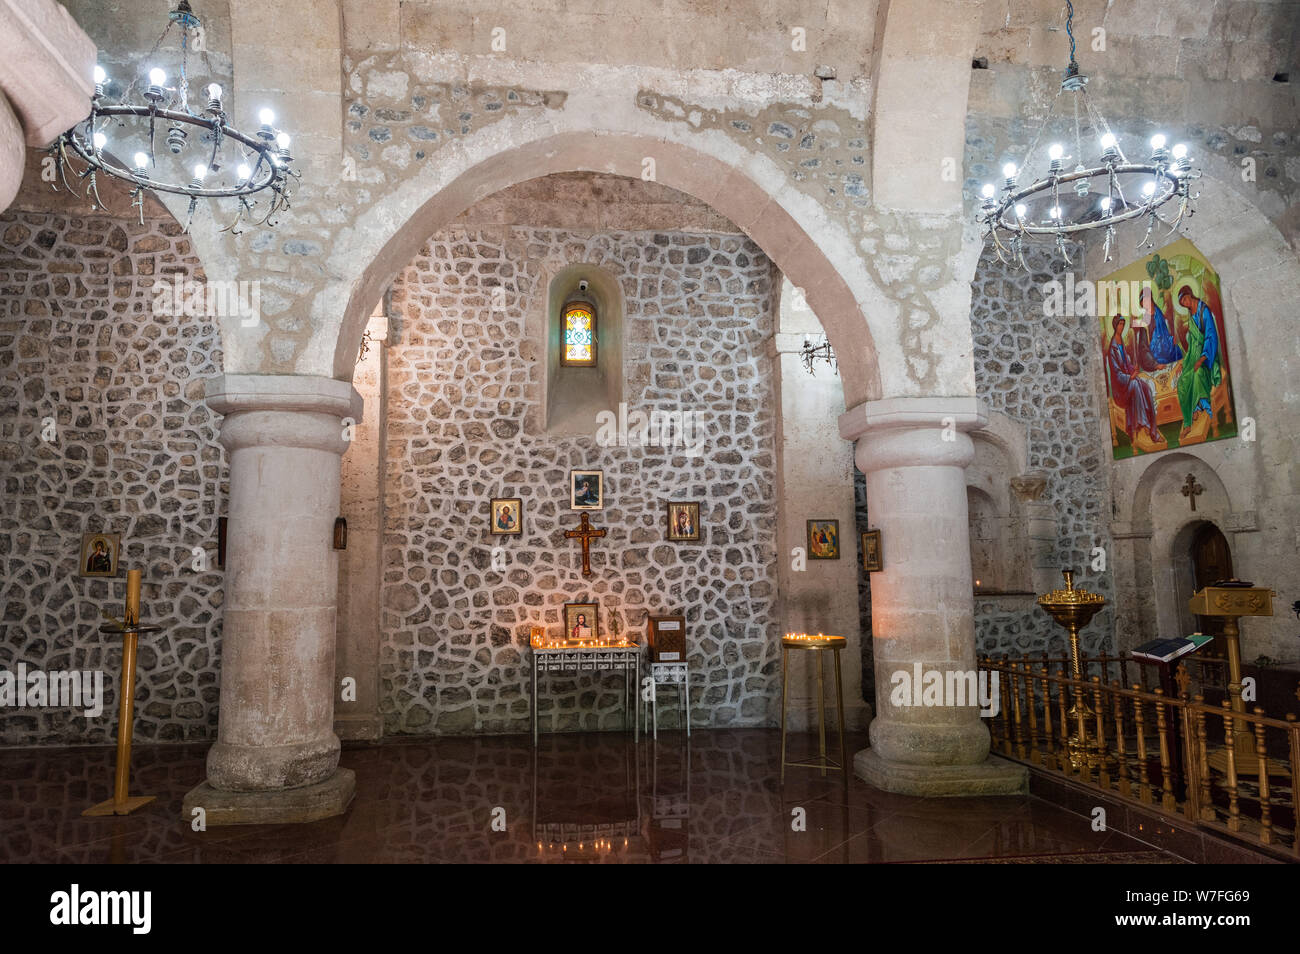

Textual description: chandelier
[50,1,296,232]
[977,1,1200,268]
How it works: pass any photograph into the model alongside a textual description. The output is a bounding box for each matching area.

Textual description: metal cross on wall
[1181,473,1204,512]
[565,512,606,577]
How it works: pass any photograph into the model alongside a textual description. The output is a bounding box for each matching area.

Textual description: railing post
[1092,675,1110,789]
[1252,708,1272,846]
[1132,687,1151,804]
[1220,700,1241,832]
[1111,687,1129,797]
[1011,662,1025,760]
[1194,694,1213,822]
[1287,714,1300,860]
[1038,663,1054,771]
[1057,669,1071,776]
[1025,662,1040,766]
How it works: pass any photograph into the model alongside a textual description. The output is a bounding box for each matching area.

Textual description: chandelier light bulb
[1049,206,1061,219]
[1100,196,1112,210]
[981,183,995,198]
[93,65,106,84]
[1002,162,1017,178]
[133,151,148,171]
[93,131,106,150]
[237,162,252,182]
[207,83,222,100]
[1150,133,1166,150]
[259,108,275,126]
[1014,203,1027,218]
[1142,181,1157,197]
[1172,143,1187,159]
[1100,133,1117,149]
[192,163,207,181]
[149,68,166,87]
[276,132,291,149]
[1048,143,1064,161]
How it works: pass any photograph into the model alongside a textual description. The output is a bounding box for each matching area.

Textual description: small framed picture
[79,532,121,578]
[665,501,701,542]
[564,602,600,642]
[861,529,883,572]
[489,497,523,535]
[570,469,603,510]
[807,519,840,560]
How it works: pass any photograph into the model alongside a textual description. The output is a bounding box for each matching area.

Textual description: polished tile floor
[1,729,1182,863]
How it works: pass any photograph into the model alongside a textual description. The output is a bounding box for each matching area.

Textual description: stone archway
[320,129,888,410]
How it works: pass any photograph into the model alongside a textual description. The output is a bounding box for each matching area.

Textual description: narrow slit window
[561,301,596,366]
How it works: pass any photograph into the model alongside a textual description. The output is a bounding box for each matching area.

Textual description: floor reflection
[0,729,1179,863]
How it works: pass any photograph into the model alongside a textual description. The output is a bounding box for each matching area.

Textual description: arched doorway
[1189,522,1234,655]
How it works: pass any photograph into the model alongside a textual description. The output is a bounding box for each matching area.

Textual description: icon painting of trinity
[1098,238,1236,460]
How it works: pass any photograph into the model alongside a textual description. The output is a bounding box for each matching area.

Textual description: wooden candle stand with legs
[84,568,160,817]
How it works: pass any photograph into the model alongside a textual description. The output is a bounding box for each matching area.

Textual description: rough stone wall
[969,243,1115,658]
[0,211,225,746]
[381,225,779,735]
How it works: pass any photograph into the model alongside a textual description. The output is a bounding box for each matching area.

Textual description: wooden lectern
[1187,582,1284,777]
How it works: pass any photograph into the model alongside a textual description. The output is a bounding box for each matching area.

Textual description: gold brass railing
[982,654,1299,859]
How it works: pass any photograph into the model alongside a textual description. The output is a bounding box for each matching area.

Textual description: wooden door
[1191,524,1233,655]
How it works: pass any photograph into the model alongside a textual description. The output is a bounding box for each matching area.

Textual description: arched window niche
[544,264,623,435]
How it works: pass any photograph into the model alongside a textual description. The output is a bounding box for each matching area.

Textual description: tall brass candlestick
[1038,570,1106,772]
[84,567,157,817]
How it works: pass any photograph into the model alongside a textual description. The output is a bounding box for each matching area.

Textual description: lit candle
[124,568,141,627]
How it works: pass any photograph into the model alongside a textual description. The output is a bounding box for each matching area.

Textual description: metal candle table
[780,633,847,780]
[530,643,640,745]
[643,660,691,740]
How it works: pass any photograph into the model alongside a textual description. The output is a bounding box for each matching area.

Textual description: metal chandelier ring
[62,104,286,199]
[990,162,1182,235]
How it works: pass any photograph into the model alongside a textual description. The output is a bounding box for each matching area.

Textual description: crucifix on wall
[1181,473,1204,512]
[565,512,606,577]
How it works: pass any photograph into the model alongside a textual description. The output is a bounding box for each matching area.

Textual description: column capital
[841,396,986,472]
[205,374,364,455]
[838,395,987,442]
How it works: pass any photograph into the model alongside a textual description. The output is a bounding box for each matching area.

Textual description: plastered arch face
[324,132,885,407]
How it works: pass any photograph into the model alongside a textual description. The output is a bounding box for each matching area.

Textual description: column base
[854,748,1027,797]
[182,769,356,826]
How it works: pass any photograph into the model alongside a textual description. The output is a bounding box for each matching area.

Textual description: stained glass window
[561,302,596,366]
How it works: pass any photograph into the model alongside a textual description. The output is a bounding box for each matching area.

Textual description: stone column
[335,311,388,741]
[840,396,1026,796]
[183,374,362,824]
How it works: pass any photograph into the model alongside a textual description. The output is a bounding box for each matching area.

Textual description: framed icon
[563,602,600,642]
[806,519,840,560]
[489,497,523,535]
[861,529,883,572]
[665,501,701,542]
[79,532,121,578]
[570,469,603,510]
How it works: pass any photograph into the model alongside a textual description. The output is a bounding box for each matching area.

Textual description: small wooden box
[647,615,687,662]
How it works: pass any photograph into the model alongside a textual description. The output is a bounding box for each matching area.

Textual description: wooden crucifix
[1181,473,1204,512]
[565,512,606,577]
